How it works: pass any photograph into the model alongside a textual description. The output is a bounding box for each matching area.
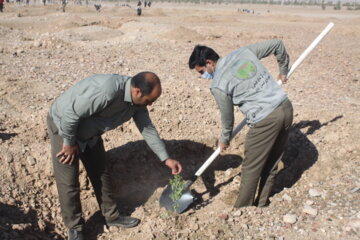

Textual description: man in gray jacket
[188,39,293,208]
[47,72,182,240]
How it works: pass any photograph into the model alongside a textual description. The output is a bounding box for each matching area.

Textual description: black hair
[131,71,159,96]
[188,45,220,69]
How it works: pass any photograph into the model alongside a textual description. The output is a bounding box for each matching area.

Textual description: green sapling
[169,174,185,212]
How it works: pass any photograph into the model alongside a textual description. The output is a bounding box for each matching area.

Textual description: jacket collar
[124,78,133,104]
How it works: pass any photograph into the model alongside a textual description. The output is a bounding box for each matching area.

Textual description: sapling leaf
[169,174,185,212]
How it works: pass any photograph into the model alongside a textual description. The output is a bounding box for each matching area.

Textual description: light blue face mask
[201,71,214,79]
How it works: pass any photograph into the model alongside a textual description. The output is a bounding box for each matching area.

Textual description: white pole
[195,120,247,177]
[287,22,334,78]
[194,22,334,178]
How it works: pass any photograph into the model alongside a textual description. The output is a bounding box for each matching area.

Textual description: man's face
[132,84,161,107]
[194,60,215,77]
[194,65,207,75]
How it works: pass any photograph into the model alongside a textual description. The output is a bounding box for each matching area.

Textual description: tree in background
[321,0,326,10]
[334,0,341,10]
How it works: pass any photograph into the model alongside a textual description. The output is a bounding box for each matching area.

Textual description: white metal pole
[194,22,334,178]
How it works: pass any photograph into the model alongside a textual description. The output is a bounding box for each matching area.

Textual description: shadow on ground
[0,203,63,240]
[84,116,342,238]
[107,139,242,213]
[84,139,242,239]
[273,115,343,194]
[0,130,17,141]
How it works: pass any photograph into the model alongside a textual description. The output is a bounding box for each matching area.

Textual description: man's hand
[164,159,182,175]
[219,142,229,152]
[278,74,288,84]
[56,144,79,165]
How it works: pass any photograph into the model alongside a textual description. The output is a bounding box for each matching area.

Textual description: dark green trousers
[234,99,293,208]
[47,115,119,231]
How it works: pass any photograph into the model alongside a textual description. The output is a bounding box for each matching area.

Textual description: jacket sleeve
[133,107,169,161]
[211,88,234,145]
[246,39,290,76]
[60,90,110,146]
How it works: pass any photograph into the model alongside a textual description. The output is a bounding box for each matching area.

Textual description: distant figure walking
[137,0,142,7]
[136,6,142,16]
[148,1,151,7]
[61,0,67,12]
[0,0,3,12]
[144,1,147,7]
[94,3,101,12]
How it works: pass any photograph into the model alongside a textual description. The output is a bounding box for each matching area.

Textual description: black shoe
[106,216,140,228]
[68,229,84,240]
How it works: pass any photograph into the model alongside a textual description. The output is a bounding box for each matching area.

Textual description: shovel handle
[194,22,334,178]
[183,179,195,191]
[287,22,334,79]
[194,119,247,177]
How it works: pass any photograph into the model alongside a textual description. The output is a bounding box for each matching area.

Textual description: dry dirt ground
[0,2,360,240]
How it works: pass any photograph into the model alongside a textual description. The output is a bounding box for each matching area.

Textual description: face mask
[201,71,214,79]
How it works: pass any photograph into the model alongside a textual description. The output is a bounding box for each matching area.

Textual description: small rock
[303,205,318,216]
[33,41,42,47]
[16,49,25,55]
[233,210,242,217]
[282,193,292,202]
[309,188,322,197]
[12,223,31,231]
[6,154,14,163]
[241,223,249,229]
[305,200,314,206]
[38,219,46,231]
[350,187,360,193]
[189,222,199,231]
[283,214,297,224]
[8,197,16,205]
[218,213,229,220]
[104,225,118,233]
[224,169,232,177]
[27,156,36,166]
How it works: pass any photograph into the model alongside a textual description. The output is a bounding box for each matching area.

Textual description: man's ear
[206,59,214,66]
[132,87,142,97]
[136,88,143,97]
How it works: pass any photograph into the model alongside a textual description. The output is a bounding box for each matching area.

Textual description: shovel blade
[159,184,195,214]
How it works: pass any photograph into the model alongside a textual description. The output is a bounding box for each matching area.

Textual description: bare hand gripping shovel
[160,22,334,214]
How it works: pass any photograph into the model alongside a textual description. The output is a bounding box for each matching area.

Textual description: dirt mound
[146,8,168,17]
[158,26,205,41]
[55,25,123,42]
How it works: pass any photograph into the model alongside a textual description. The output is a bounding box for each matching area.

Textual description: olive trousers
[234,99,293,208]
[47,115,119,231]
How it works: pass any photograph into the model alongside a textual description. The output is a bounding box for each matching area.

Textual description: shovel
[160,120,247,213]
[160,22,334,214]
